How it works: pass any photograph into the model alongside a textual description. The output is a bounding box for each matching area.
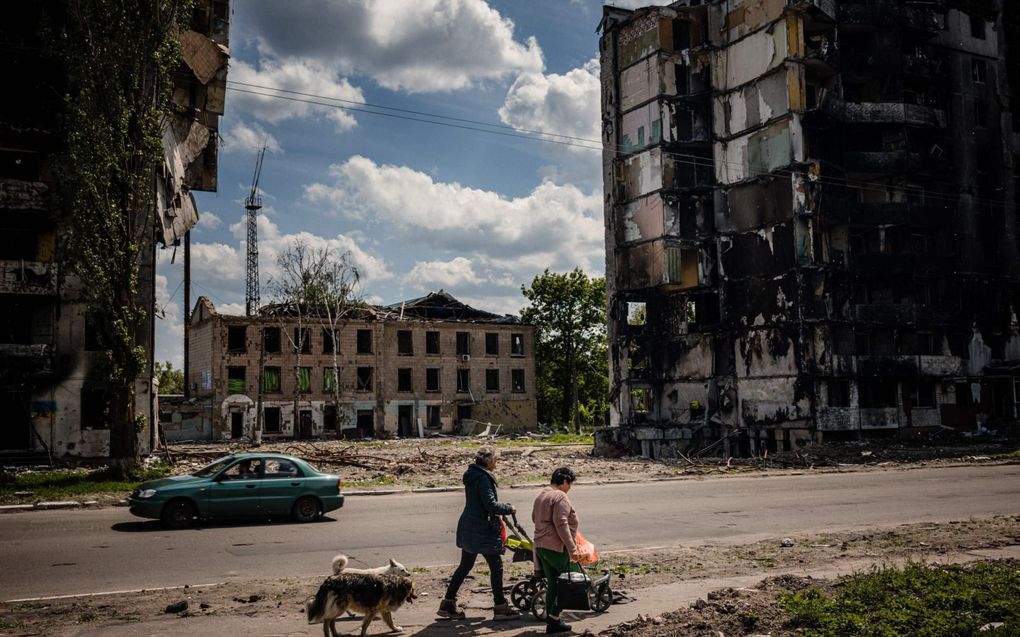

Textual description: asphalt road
[1,464,1017,600]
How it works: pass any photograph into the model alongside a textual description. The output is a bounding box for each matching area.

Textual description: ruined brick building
[0,2,228,458]
[168,291,537,441]
[598,0,1020,457]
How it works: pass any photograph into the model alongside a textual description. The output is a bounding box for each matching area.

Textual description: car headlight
[136,489,157,499]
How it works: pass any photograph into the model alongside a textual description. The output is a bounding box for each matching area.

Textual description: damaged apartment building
[598,0,1020,457]
[0,2,228,458]
[170,291,537,441]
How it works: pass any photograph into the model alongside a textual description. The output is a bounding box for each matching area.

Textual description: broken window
[972,59,987,83]
[397,330,413,355]
[970,13,986,39]
[263,366,281,393]
[292,327,311,354]
[426,331,440,355]
[397,368,412,392]
[227,366,246,394]
[80,388,111,430]
[227,326,246,353]
[485,369,500,393]
[917,332,937,355]
[322,328,339,354]
[828,380,850,408]
[904,381,936,408]
[264,407,281,433]
[323,405,338,432]
[485,333,499,356]
[323,367,338,393]
[296,367,312,394]
[356,366,373,391]
[83,313,103,351]
[627,302,647,326]
[426,405,441,429]
[456,332,471,356]
[457,368,470,393]
[426,368,440,392]
[263,327,281,353]
[357,329,373,354]
[859,381,897,408]
[511,369,525,393]
[855,332,872,355]
[511,333,524,356]
[974,99,988,128]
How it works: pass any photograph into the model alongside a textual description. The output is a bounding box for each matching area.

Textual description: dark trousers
[444,550,506,605]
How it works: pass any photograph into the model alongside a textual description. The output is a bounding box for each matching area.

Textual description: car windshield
[192,456,236,478]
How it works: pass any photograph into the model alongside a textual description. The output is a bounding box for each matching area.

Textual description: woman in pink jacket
[531,467,578,634]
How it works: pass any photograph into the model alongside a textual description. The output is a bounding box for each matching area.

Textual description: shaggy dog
[305,573,417,637]
[332,553,411,577]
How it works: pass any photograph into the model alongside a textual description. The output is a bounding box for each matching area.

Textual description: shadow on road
[110,515,339,533]
[408,618,546,637]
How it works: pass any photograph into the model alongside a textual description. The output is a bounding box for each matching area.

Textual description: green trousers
[536,547,578,618]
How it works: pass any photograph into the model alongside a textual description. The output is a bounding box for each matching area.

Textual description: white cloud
[303,156,604,280]
[197,211,222,230]
[221,120,283,155]
[404,256,482,290]
[242,0,544,93]
[499,58,601,149]
[216,302,247,316]
[230,57,364,132]
[154,274,184,368]
[606,0,673,8]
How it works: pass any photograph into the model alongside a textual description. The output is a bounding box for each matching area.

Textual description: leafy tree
[155,361,184,395]
[57,1,190,477]
[521,269,608,433]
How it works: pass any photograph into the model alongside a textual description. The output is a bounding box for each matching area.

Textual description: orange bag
[574,531,599,566]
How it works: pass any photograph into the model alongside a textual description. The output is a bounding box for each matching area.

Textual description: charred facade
[599,0,1020,457]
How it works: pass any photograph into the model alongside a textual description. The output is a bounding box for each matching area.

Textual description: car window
[220,458,264,480]
[193,456,234,478]
[265,458,302,478]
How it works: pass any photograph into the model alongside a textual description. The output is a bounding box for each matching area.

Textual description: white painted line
[5,582,226,604]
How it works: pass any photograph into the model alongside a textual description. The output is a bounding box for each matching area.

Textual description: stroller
[502,513,613,618]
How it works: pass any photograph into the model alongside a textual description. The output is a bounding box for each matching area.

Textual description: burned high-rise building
[598,0,1020,457]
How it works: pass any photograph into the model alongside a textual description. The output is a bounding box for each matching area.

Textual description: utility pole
[183,230,191,398]
[246,146,266,445]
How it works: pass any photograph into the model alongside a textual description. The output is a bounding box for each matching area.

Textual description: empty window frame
[83,314,103,351]
[227,326,247,353]
[456,368,470,393]
[969,13,985,39]
[456,331,471,356]
[827,380,850,407]
[426,404,441,429]
[227,366,246,393]
[323,367,338,392]
[293,327,311,354]
[971,58,987,83]
[296,366,312,394]
[858,381,897,408]
[356,366,373,391]
[397,330,413,355]
[263,366,281,393]
[263,327,281,353]
[904,381,936,408]
[426,368,440,392]
[357,329,373,354]
[80,388,111,429]
[397,368,412,392]
[322,328,339,354]
[426,331,440,355]
[974,99,988,128]
[485,369,500,393]
[511,333,524,357]
[263,406,281,433]
[511,369,525,393]
[485,332,499,356]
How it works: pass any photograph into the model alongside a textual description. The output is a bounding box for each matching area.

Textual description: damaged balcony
[814,93,946,128]
[617,240,705,292]
[0,344,54,382]
[838,2,946,36]
[0,259,56,295]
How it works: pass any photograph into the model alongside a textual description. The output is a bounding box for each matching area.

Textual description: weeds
[0,465,172,504]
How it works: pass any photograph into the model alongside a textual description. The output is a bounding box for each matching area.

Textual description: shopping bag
[574,531,599,565]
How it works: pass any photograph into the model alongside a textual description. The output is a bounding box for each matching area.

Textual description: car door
[206,458,264,518]
[259,457,305,515]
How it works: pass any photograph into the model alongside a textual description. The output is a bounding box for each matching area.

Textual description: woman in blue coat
[437,447,520,621]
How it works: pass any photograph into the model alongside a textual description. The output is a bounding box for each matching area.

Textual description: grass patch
[0,464,171,504]
[345,475,400,488]
[781,561,1020,636]
[0,615,26,630]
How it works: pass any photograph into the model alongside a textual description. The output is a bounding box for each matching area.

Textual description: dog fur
[305,573,417,637]
[332,553,411,577]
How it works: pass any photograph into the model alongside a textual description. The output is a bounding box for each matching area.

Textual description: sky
[154,0,666,368]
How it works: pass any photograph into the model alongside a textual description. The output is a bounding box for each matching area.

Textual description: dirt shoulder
[1,515,1016,636]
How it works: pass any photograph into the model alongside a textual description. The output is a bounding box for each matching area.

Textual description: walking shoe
[437,598,465,619]
[546,617,573,633]
[492,602,520,620]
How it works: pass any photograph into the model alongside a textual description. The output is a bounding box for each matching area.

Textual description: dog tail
[331,553,349,575]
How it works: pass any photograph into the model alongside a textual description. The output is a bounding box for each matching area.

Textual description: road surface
[1,463,1017,600]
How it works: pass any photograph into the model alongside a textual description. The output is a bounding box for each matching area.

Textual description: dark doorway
[457,404,472,430]
[356,410,374,437]
[298,410,313,439]
[323,405,338,435]
[230,412,244,439]
[398,405,414,437]
[0,391,31,449]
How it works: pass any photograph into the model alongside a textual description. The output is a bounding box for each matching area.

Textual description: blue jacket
[455,463,513,555]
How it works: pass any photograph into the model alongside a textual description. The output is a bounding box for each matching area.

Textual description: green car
[128,453,344,528]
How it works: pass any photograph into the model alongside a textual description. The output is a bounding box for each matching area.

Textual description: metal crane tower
[245,147,266,316]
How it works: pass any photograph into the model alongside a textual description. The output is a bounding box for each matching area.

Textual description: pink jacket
[531,486,578,556]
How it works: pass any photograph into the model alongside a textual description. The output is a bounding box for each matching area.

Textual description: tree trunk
[108,386,139,478]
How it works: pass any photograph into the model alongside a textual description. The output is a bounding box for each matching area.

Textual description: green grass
[0,464,171,504]
[780,561,1020,636]
[345,475,400,488]
[0,615,26,630]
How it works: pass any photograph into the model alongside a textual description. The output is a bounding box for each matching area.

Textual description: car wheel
[161,499,197,529]
[292,496,321,523]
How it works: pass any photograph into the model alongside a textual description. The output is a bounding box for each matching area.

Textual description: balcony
[856,355,918,376]
[788,0,836,20]
[843,151,926,175]
[0,179,51,212]
[839,2,945,36]
[854,303,915,323]
[0,260,57,295]
[815,94,946,128]
[851,252,914,277]
[0,344,54,382]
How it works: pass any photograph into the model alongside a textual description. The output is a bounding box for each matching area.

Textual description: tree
[521,269,608,433]
[156,361,184,395]
[58,1,190,477]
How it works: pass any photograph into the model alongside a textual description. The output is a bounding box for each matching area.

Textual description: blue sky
[154,0,659,367]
